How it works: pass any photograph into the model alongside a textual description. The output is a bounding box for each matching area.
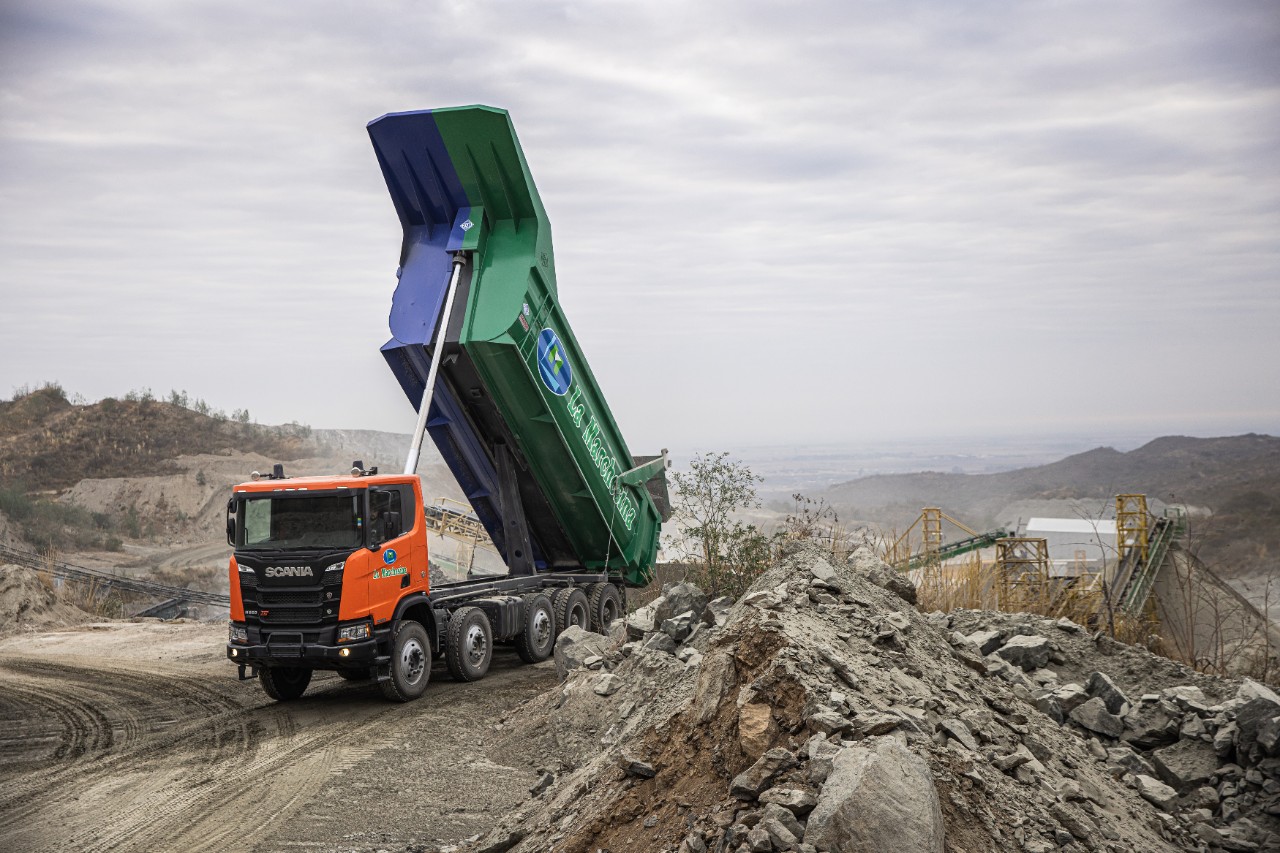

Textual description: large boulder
[661,610,696,643]
[625,603,657,640]
[1236,695,1280,763]
[738,703,777,760]
[1069,697,1124,738]
[701,596,733,627]
[730,747,797,800]
[1085,671,1132,716]
[552,625,611,681]
[994,635,1051,671]
[1122,700,1181,751]
[1151,739,1217,789]
[654,583,708,625]
[965,629,1005,656]
[1133,774,1178,811]
[804,737,945,853]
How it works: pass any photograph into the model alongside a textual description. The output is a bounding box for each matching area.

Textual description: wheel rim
[465,623,488,667]
[401,637,426,685]
[572,604,587,628]
[601,598,618,629]
[531,608,552,649]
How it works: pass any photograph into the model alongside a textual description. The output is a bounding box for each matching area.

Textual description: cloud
[1,0,1277,452]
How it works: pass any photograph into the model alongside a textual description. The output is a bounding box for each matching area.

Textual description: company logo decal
[537,328,573,396]
[530,324,638,532]
[372,566,408,580]
[383,549,397,565]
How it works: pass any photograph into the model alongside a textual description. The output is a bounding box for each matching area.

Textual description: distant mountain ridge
[819,433,1280,587]
[823,434,1279,518]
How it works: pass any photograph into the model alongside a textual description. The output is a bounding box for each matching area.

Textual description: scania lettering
[265,566,314,578]
[226,106,670,703]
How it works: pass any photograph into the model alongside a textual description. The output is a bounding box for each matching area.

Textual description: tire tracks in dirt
[0,653,545,853]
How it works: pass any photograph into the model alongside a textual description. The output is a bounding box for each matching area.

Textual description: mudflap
[237,664,259,681]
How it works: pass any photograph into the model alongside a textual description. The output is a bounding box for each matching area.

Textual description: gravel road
[0,621,558,853]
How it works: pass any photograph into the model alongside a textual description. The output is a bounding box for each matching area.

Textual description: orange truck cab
[225,464,624,702]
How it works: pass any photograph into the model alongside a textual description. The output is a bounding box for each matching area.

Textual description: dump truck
[225,106,669,702]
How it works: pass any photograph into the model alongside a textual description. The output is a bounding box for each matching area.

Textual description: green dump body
[372,106,663,586]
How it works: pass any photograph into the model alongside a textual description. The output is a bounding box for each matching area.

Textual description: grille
[259,590,321,606]
[264,609,322,624]
[240,575,340,632]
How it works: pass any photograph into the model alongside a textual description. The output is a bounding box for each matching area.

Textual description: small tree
[671,452,770,597]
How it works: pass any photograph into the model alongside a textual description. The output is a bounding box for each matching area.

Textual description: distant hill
[0,385,315,492]
[0,386,458,555]
[820,434,1280,583]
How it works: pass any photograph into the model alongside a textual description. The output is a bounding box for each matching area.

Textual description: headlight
[325,561,345,574]
[237,563,253,573]
[228,623,248,643]
[338,622,371,642]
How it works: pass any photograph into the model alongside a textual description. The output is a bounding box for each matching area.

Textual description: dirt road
[0,621,558,853]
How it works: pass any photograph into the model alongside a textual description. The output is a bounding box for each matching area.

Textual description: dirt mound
[462,545,1278,853]
[0,564,94,635]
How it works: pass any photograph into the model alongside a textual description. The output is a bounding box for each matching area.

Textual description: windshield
[237,492,362,551]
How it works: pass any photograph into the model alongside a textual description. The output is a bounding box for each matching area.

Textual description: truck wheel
[553,588,590,636]
[445,606,492,682]
[260,666,312,701]
[514,594,555,664]
[587,583,624,634]
[379,620,431,702]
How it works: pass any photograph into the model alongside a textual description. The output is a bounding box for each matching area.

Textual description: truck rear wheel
[587,583,624,634]
[553,588,590,636]
[514,593,555,664]
[446,606,492,682]
[260,666,312,701]
[379,620,431,702]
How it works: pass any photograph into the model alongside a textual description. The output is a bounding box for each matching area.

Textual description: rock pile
[468,547,1278,853]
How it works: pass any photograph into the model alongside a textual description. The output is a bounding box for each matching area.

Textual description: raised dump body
[369,106,665,586]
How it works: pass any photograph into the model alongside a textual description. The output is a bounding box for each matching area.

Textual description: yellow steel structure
[921,508,944,562]
[1116,494,1150,566]
[885,508,982,568]
[995,537,1051,612]
[422,497,498,577]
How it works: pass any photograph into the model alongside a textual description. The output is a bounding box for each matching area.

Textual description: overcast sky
[2,0,1277,455]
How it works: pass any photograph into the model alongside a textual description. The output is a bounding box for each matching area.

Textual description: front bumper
[226,635,379,669]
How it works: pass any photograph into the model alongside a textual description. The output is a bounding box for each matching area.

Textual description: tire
[587,583,624,634]
[260,666,312,701]
[445,606,493,682]
[553,588,590,636]
[379,620,431,702]
[514,593,556,664]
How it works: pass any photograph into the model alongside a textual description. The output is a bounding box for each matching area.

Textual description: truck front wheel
[380,620,431,702]
[260,666,312,701]
[514,593,555,664]
[446,606,493,682]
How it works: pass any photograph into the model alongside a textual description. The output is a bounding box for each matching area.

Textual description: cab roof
[232,473,418,494]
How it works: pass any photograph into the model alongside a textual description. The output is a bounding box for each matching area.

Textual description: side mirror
[384,511,402,540]
[367,522,384,551]
[226,498,236,547]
